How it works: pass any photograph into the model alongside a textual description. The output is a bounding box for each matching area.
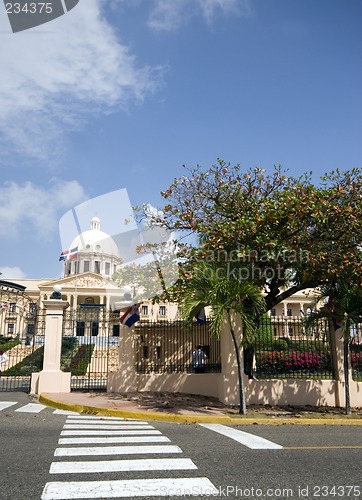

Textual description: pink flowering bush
[256,350,332,375]
[351,351,362,372]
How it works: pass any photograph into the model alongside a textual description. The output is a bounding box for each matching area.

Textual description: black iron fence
[135,320,221,374]
[351,324,362,382]
[0,309,46,392]
[62,308,120,391]
[254,316,333,379]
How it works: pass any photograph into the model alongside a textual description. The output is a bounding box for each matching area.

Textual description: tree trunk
[228,311,247,415]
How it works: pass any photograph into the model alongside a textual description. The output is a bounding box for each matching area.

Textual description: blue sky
[0,0,361,280]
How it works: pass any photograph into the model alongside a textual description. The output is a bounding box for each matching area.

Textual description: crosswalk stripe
[61,430,162,436]
[62,415,137,421]
[200,424,283,449]
[53,410,81,416]
[65,420,150,426]
[50,458,198,474]
[42,477,219,499]
[63,424,153,430]
[0,401,17,411]
[15,403,46,413]
[63,413,140,424]
[59,436,170,445]
[54,445,183,456]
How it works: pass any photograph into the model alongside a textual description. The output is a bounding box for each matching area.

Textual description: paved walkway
[38,391,362,425]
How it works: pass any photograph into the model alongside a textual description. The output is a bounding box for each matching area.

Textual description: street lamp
[50,285,62,300]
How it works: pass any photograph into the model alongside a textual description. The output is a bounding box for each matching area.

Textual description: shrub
[256,350,332,375]
[69,344,95,375]
[351,351,362,372]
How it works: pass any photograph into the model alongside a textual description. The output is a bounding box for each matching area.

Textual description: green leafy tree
[153,160,362,311]
[306,282,362,415]
[180,261,265,414]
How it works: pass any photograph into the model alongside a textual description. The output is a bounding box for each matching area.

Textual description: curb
[38,393,362,426]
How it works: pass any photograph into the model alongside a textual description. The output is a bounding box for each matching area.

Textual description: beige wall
[108,314,362,409]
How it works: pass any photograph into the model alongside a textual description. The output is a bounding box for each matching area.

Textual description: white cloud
[0,0,161,162]
[0,266,27,279]
[147,0,252,32]
[0,179,87,239]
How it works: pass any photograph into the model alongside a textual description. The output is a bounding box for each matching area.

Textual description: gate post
[107,324,139,393]
[31,290,71,394]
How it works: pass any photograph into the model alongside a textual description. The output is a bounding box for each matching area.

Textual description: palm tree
[180,261,266,414]
[306,282,362,415]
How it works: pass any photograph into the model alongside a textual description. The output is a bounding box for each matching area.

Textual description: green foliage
[60,337,79,372]
[179,260,266,414]
[272,339,289,351]
[0,336,20,351]
[256,314,274,346]
[305,282,362,414]
[151,160,362,311]
[2,347,44,376]
[180,260,266,345]
[69,344,95,375]
[2,337,80,376]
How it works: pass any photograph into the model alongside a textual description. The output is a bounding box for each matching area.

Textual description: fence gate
[62,306,120,391]
[0,282,45,392]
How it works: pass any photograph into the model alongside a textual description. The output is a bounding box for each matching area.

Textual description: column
[218,311,244,406]
[30,298,71,394]
[107,323,139,392]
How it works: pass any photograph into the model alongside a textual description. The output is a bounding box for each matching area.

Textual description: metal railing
[135,320,221,374]
[254,316,333,379]
[351,324,362,382]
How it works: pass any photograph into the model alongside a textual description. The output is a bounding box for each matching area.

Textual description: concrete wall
[108,315,362,408]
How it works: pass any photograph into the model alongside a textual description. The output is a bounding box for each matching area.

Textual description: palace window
[83,261,90,272]
[141,305,149,316]
[94,261,101,274]
[105,262,110,275]
[159,305,166,316]
[7,323,15,334]
[76,321,85,336]
[91,321,99,336]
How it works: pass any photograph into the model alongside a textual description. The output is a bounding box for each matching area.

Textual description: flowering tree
[154,160,362,311]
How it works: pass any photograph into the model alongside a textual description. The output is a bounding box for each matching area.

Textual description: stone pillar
[30,299,71,394]
[218,312,245,406]
[107,324,139,393]
[330,324,351,407]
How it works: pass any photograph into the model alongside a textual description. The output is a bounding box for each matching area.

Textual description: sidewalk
[38,391,362,425]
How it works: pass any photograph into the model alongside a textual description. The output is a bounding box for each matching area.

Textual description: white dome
[69,219,120,258]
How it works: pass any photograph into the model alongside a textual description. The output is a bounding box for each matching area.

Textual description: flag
[120,304,140,328]
[68,246,78,260]
[59,250,69,261]
[332,317,342,331]
[195,308,206,325]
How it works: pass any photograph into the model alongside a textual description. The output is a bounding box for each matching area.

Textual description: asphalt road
[0,392,361,500]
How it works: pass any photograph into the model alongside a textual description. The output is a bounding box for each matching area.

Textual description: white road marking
[65,420,150,425]
[42,477,219,499]
[54,445,183,456]
[58,436,170,445]
[200,424,283,449]
[15,403,46,413]
[63,424,153,430]
[62,415,137,421]
[0,401,17,411]
[50,458,197,474]
[61,429,162,436]
[53,410,80,416]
